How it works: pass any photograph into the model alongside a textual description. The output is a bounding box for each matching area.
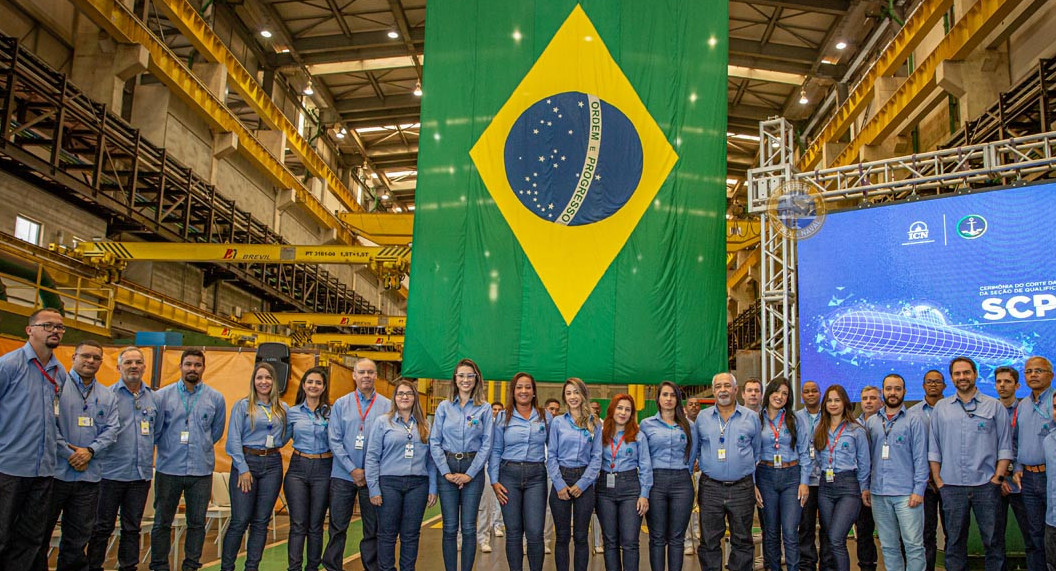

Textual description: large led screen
[798,182,1055,400]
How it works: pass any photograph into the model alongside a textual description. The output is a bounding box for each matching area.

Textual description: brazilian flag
[403,1,728,384]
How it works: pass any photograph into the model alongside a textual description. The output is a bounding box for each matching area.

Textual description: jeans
[550,466,595,571]
[697,475,755,571]
[1017,471,1049,571]
[818,471,861,571]
[940,483,1003,571]
[799,484,835,571]
[871,495,924,571]
[855,504,876,571]
[595,470,642,571]
[646,469,694,571]
[377,475,429,571]
[922,485,945,571]
[498,461,548,571]
[150,472,211,571]
[0,474,53,571]
[222,454,284,570]
[1045,525,1056,571]
[284,454,332,571]
[438,455,485,571]
[88,479,151,571]
[757,464,803,571]
[37,479,101,571]
[322,478,377,571]
[996,491,1031,571]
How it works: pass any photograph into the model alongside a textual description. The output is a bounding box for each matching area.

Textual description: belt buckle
[454,452,465,460]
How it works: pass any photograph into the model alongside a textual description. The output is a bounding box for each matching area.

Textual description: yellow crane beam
[335,350,403,363]
[67,0,354,243]
[337,213,415,245]
[727,220,760,252]
[727,249,760,290]
[207,325,294,346]
[311,333,404,347]
[150,0,363,214]
[241,312,406,328]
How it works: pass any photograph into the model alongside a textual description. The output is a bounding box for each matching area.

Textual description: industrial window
[14,215,41,245]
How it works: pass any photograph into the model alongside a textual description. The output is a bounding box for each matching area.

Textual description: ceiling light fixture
[835,41,848,50]
[304,80,314,96]
[381,193,390,200]
[799,89,809,105]
[413,81,422,97]
[388,30,399,39]
[407,205,415,211]
[260,29,273,39]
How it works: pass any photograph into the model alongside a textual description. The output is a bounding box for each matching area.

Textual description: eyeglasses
[1025,368,1052,375]
[31,323,66,332]
[395,391,416,398]
[455,373,478,379]
[923,379,944,384]
[76,354,104,362]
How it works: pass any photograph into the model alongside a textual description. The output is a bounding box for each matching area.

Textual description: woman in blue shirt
[639,381,695,571]
[547,377,603,571]
[596,393,652,571]
[757,377,812,571]
[221,362,291,571]
[285,367,332,571]
[811,384,870,571]
[366,379,438,571]
[429,358,493,571]
[490,372,551,571]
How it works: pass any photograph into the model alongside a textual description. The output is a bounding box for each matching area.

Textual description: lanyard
[956,396,978,418]
[77,380,96,411]
[1030,394,1049,420]
[402,417,416,440]
[882,411,899,441]
[32,358,60,395]
[259,403,274,428]
[178,382,202,426]
[610,434,625,469]
[356,392,377,431]
[767,411,785,450]
[717,410,735,444]
[827,422,848,467]
[1012,407,1019,429]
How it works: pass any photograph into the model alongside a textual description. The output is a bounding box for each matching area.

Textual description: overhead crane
[240,312,406,329]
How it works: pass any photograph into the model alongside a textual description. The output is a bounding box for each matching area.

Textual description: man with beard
[1011,357,1054,571]
[855,387,882,571]
[0,309,68,568]
[797,381,834,571]
[694,372,761,571]
[991,367,1031,571]
[864,374,927,571]
[151,349,226,571]
[910,370,947,571]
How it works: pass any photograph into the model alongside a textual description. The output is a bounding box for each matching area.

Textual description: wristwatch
[86,446,96,456]
[995,475,1005,483]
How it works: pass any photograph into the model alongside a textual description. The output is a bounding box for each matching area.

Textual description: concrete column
[256,129,287,164]
[70,20,124,110]
[822,142,847,167]
[936,49,1010,122]
[212,131,239,159]
[130,83,171,146]
[192,62,228,101]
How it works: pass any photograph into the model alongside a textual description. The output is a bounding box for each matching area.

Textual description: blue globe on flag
[503,91,644,226]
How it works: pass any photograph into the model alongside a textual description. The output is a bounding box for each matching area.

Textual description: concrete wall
[0,0,76,72]
[0,170,106,246]
[1008,1,1056,84]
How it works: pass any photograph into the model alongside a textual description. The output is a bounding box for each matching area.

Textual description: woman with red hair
[596,394,652,571]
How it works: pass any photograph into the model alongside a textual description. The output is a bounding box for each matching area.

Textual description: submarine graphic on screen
[826,305,1026,363]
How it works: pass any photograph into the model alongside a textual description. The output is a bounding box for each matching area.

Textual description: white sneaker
[481,541,493,553]
[495,527,505,537]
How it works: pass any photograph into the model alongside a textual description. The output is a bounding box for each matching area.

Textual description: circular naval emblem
[766,180,826,239]
[503,91,643,226]
[956,214,987,239]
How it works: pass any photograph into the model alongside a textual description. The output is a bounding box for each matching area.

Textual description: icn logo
[956,215,988,240]
[907,221,928,240]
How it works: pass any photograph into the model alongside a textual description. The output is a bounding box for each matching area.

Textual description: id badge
[355,435,365,450]
[265,435,275,448]
[404,443,414,459]
[773,454,782,468]
[881,444,890,460]
[717,448,727,461]
[180,431,190,444]
[809,447,815,459]
[607,473,616,488]
[77,416,93,427]
[825,468,835,483]
[53,398,60,417]
[140,420,151,435]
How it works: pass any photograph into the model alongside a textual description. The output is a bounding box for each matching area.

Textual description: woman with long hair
[285,366,332,571]
[812,384,870,571]
[757,377,812,571]
[547,378,603,571]
[429,358,493,571]
[366,378,437,571]
[638,381,696,571]
[221,362,290,571]
[597,394,652,571]
[489,372,550,571]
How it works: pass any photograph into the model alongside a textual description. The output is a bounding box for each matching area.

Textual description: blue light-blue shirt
[488,408,551,482]
[795,408,822,485]
[928,391,1013,486]
[1015,386,1055,471]
[155,381,226,477]
[760,409,813,485]
[330,389,391,481]
[55,372,120,483]
[639,413,696,472]
[98,380,157,481]
[225,399,291,474]
[546,413,603,491]
[0,343,67,477]
[1044,431,1056,526]
[364,414,437,497]
[814,421,871,489]
[865,407,928,496]
[602,430,653,498]
[287,402,331,454]
[695,405,761,482]
[429,397,494,478]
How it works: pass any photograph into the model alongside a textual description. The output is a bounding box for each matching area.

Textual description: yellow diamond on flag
[470,4,678,325]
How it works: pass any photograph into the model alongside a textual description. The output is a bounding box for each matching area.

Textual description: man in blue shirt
[1011,357,1054,571]
[929,356,1012,571]
[992,366,1032,571]
[87,346,157,571]
[0,308,67,568]
[910,369,946,571]
[796,380,834,571]
[864,374,927,571]
[694,372,761,571]
[37,340,120,571]
[1041,391,1056,569]
[855,386,882,571]
[323,358,391,571]
[150,349,226,571]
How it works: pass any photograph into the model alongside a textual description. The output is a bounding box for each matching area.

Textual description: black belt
[445,451,477,461]
[700,474,752,486]
[503,460,545,467]
[600,469,637,478]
